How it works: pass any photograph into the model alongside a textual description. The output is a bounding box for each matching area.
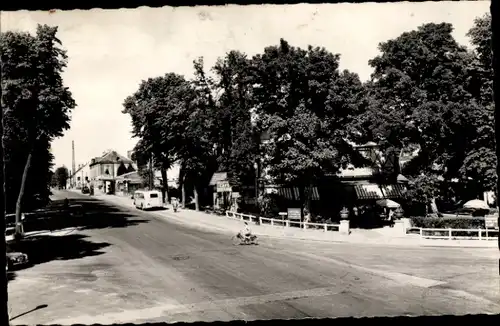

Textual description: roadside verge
[80,191,497,249]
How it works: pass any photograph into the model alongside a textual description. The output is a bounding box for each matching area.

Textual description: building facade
[89,150,137,194]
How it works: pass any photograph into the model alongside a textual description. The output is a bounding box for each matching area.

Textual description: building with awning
[115,171,143,195]
[209,172,235,210]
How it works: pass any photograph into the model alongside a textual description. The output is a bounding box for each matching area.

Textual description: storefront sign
[217,181,232,192]
[485,215,499,230]
[287,208,301,220]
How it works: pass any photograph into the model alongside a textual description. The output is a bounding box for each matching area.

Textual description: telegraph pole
[71,140,76,188]
[149,154,154,190]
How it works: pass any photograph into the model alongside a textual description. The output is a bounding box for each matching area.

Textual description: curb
[78,192,498,249]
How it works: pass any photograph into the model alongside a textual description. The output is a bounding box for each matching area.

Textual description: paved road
[8,190,500,324]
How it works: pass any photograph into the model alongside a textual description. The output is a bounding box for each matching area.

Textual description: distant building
[126,148,180,189]
[68,162,91,189]
[89,150,137,194]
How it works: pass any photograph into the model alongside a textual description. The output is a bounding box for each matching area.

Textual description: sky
[1,1,491,171]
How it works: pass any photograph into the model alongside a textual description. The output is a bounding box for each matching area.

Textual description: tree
[352,22,493,211]
[176,58,218,210]
[211,51,257,190]
[123,73,194,202]
[0,51,8,325]
[1,25,76,238]
[462,13,496,195]
[252,39,366,217]
[53,166,69,189]
[131,138,154,189]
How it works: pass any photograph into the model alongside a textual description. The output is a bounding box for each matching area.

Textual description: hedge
[410,216,486,229]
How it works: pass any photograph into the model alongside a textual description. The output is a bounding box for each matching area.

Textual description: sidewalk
[89,192,497,248]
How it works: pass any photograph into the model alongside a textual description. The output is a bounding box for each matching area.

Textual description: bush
[410,216,485,229]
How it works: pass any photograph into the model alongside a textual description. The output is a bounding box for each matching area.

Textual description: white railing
[225,211,340,232]
[406,227,499,240]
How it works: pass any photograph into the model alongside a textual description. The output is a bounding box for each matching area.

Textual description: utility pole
[71,140,76,188]
[149,154,154,190]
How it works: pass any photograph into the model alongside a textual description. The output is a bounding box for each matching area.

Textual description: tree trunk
[181,175,186,209]
[15,151,33,239]
[299,185,306,222]
[194,184,200,211]
[306,184,313,219]
[149,156,154,190]
[0,92,10,324]
[430,197,439,215]
[160,168,169,203]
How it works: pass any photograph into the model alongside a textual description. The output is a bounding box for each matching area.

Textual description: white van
[133,190,163,210]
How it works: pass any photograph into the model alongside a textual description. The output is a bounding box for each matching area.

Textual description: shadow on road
[7,271,17,283]
[9,304,48,321]
[8,233,110,268]
[19,197,149,234]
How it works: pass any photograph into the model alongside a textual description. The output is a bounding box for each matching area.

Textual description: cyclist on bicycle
[240,222,252,240]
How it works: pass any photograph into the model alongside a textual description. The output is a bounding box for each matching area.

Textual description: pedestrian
[303,208,311,229]
[172,197,179,212]
[388,208,395,227]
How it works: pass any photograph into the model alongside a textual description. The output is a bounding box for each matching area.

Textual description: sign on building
[217,181,232,192]
[287,208,302,220]
[484,215,499,230]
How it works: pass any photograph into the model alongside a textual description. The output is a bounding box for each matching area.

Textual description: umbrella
[463,199,489,210]
[376,199,401,208]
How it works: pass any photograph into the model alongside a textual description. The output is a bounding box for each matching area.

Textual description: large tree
[176,58,218,210]
[252,39,366,217]
[123,73,194,202]
[462,13,496,197]
[351,22,494,212]
[1,25,75,237]
[53,166,69,189]
[211,51,257,190]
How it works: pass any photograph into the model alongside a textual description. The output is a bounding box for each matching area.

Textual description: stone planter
[394,207,404,219]
[340,207,349,219]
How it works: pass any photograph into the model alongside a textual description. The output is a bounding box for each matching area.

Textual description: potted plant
[394,206,404,219]
[340,207,349,219]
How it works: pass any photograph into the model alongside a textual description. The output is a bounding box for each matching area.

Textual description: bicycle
[232,232,258,245]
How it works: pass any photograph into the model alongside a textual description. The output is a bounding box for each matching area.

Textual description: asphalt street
[7,190,500,324]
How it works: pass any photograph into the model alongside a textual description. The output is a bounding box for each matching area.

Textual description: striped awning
[354,184,407,200]
[277,187,320,201]
[354,184,385,200]
[381,184,407,199]
[209,172,228,186]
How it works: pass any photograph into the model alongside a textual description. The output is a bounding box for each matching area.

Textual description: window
[149,193,158,198]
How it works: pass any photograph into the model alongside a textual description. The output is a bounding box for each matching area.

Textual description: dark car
[81,186,90,194]
[6,244,29,271]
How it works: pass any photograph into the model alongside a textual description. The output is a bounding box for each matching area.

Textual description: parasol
[376,199,401,209]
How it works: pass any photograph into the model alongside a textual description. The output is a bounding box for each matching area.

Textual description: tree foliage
[123,15,494,214]
[123,73,195,197]
[211,51,257,188]
[252,39,366,210]
[1,24,75,213]
[52,166,69,189]
[351,21,495,207]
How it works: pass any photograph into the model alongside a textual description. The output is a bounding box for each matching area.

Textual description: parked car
[6,244,29,271]
[133,190,163,210]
